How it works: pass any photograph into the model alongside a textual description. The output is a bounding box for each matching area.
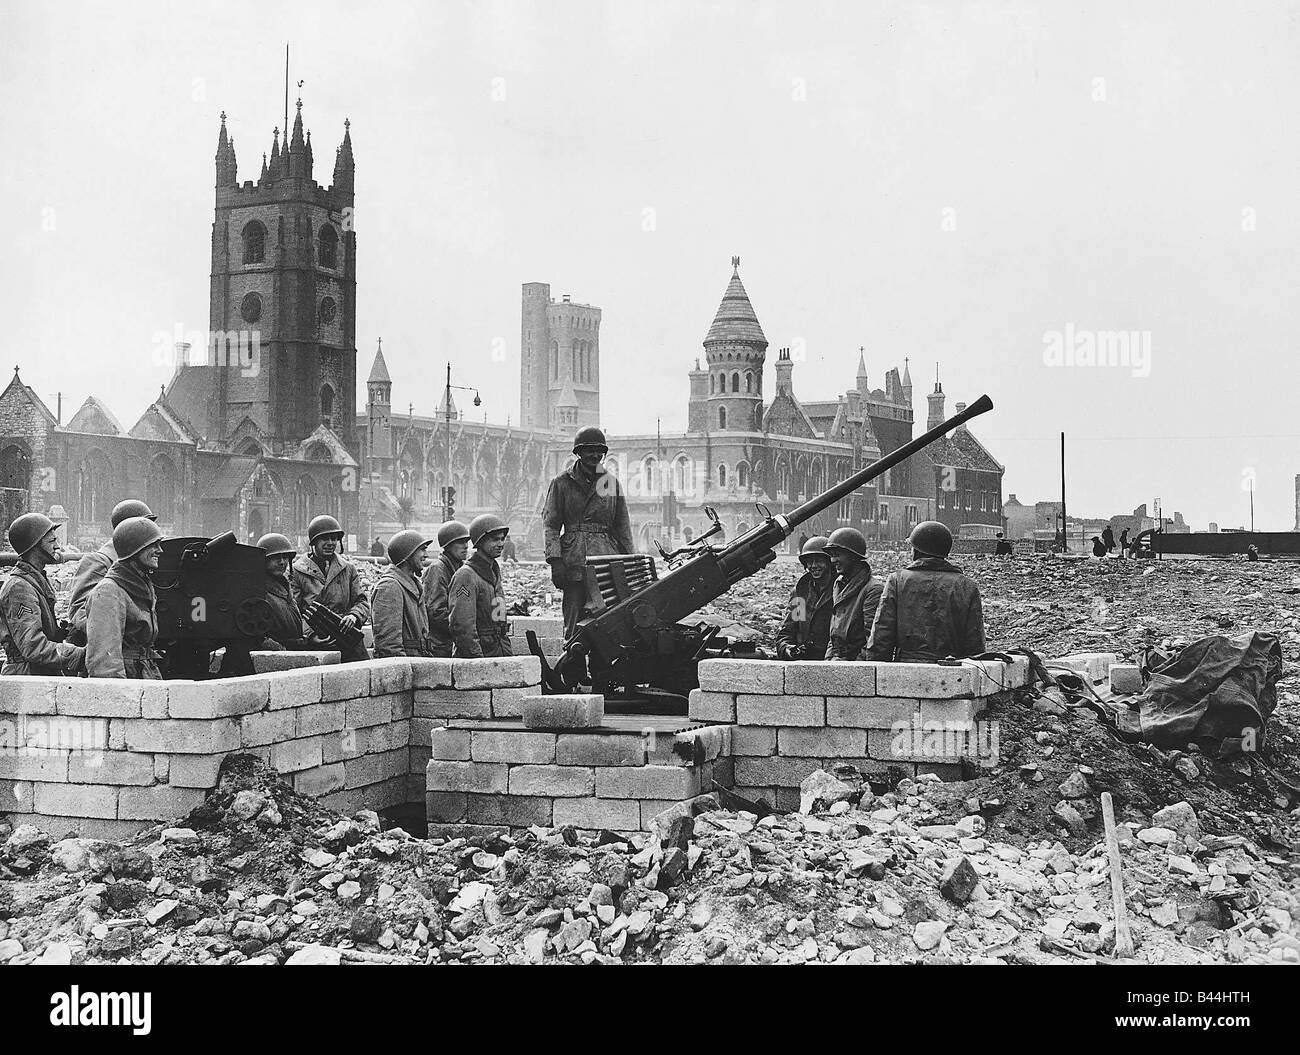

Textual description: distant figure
[501,536,518,565]
[1119,528,1129,557]
[369,536,385,557]
[994,531,1013,556]
[1091,536,1107,558]
[1247,543,1259,562]
[1102,525,1116,553]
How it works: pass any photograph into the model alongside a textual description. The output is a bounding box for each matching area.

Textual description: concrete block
[153,754,168,782]
[266,669,324,710]
[107,721,125,751]
[117,785,206,822]
[551,797,640,831]
[825,696,919,728]
[555,733,645,767]
[67,750,155,786]
[413,688,492,718]
[468,793,553,827]
[1004,655,1031,688]
[508,764,595,797]
[507,615,564,637]
[0,780,33,810]
[735,694,823,727]
[343,753,386,789]
[713,756,734,789]
[731,726,777,756]
[783,662,878,697]
[5,749,70,782]
[345,695,392,728]
[55,679,142,718]
[697,659,783,695]
[409,659,454,688]
[391,691,413,721]
[1109,663,1143,695]
[250,650,335,672]
[167,753,227,788]
[874,663,975,699]
[867,728,967,764]
[425,760,509,794]
[141,683,169,719]
[687,690,735,723]
[272,736,324,775]
[1057,652,1118,684]
[167,677,269,719]
[774,787,803,812]
[521,694,604,729]
[122,718,239,755]
[381,746,410,780]
[294,701,346,738]
[430,727,472,760]
[646,726,723,767]
[595,765,700,800]
[917,698,984,725]
[320,664,371,702]
[369,658,413,694]
[1,676,59,714]
[961,659,1018,697]
[34,782,119,819]
[238,709,297,747]
[425,790,468,822]
[470,730,556,764]
[777,727,868,757]
[451,655,541,689]
[734,756,822,789]
[487,686,527,717]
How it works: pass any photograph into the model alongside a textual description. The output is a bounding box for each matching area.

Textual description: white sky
[2,0,1297,527]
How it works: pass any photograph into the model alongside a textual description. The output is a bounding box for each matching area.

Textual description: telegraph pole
[1060,432,1068,552]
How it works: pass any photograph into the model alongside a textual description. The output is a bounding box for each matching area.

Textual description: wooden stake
[1101,791,1135,959]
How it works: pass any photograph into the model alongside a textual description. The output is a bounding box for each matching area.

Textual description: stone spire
[215,111,237,187]
[332,119,354,196]
[856,346,868,396]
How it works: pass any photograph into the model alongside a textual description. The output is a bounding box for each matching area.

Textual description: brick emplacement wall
[1,655,541,840]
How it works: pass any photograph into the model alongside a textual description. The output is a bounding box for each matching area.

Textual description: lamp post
[443,362,481,520]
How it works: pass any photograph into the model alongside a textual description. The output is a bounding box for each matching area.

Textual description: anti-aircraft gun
[528,394,994,713]
[153,531,277,679]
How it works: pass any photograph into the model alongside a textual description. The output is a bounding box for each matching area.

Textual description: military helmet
[113,516,165,561]
[8,512,57,556]
[436,520,471,548]
[468,513,509,546]
[110,500,156,529]
[256,532,296,558]
[388,529,432,566]
[308,514,344,544]
[572,426,608,453]
[798,535,831,565]
[823,527,868,560]
[909,520,953,558]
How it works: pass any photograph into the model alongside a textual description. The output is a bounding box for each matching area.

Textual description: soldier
[86,516,165,679]
[0,513,85,675]
[774,535,834,661]
[449,514,512,657]
[67,499,156,645]
[823,527,884,661]
[866,520,986,662]
[422,520,469,658]
[542,426,634,637]
[256,533,305,649]
[372,529,434,658]
[290,514,370,663]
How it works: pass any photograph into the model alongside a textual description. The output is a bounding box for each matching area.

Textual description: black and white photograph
[0,0,1295,1023]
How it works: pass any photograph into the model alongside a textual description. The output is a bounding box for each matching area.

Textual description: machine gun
[529,394,994,712]
[154,531,276,679]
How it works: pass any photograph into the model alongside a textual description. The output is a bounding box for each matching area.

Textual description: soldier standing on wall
[290,514,370,663]
[256,533,305,649]
[449,514,512,658]
[0,513,85,676]
[372,529,434,658]
[542,426,634,637]
[422,520,469,658]
[823,527,884,661]
[85,516,166,679]
[67,499,156,646]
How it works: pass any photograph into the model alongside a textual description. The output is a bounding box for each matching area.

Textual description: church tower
[366,340,392,461]
[703,257,767,433]
[173,100,358,453]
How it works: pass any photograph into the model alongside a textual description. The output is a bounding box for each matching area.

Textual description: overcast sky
[3,0,1297,528]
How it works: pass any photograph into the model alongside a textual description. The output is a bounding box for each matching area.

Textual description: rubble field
[1,553,1297,965]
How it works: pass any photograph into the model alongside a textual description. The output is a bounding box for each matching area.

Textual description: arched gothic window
[242,221,266,264]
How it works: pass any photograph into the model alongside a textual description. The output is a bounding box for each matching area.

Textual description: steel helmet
[572,426,608,453]
[110,500,156,529]
[468,513,509,546]
[823,527,868,560]
[798,535,831,565]
[113,516,165,561]
[8,512,56,556]
[256,532,296,558]
[436,520,471,548]
[909,520,953,558]
[307,514,344,544]
[388,529,432,565]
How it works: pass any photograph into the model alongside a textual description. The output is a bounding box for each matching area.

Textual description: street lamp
[443,362,481,521]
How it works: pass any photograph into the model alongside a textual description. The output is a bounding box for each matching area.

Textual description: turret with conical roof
[702,256,767,433]
[366,340,392,460]
[215,112,237,188]
[332,119,354,195]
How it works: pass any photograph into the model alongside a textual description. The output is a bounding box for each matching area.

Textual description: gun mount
[529,394,995,713]
[154,533,276,679]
